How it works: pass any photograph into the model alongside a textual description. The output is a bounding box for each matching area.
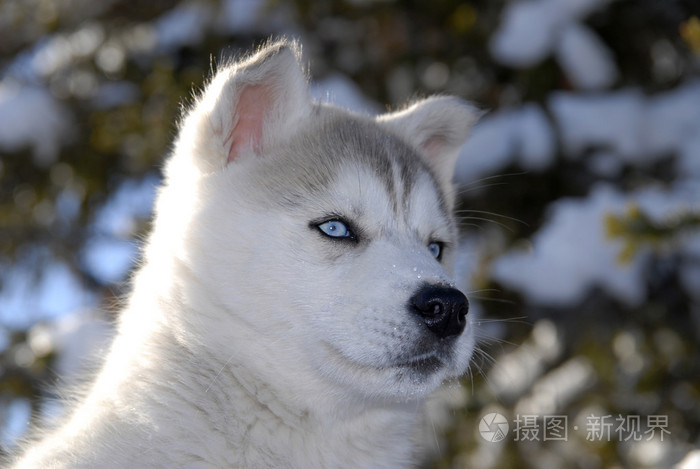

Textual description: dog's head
[153,40,480,402]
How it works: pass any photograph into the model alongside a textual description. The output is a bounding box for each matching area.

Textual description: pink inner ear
[422,134,447,161]
[225,84,269,164]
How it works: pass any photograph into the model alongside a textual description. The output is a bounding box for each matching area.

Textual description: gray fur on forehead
[253,105,449,213]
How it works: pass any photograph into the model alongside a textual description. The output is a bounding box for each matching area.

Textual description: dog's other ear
[378,97,481,190]
[182,39,311,173]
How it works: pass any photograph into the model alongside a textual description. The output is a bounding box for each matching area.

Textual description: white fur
[11,40,479,468]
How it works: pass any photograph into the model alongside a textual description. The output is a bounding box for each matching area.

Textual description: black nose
[409,285,469,338]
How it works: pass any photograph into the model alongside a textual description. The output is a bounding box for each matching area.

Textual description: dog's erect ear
[378,97,481,189]
[183,40,311,172]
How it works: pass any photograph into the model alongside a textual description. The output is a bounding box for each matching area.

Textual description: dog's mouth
[390,351,444,374]
[320,341,448,376]
[315,339,458,399]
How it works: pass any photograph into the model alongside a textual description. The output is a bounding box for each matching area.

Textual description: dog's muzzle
[409,285,469,339]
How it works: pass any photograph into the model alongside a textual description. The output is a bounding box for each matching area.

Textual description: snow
[36,263,94,320]
[555,22,618,90]
[491,183,700,307]
[677,134,700,179]
[38,310,112,379]
[91,81,140,110]
[157,0,295,48]
[455,111,515,183]
[587,151,624,178]
[515,104,557,170]
[155,2,212,51]
[457,5,698,191]
[93,175,158,238]
[0,81,73,165]
[645,80,700,156]
[0,260,97,330]
[549,81,700,174]
[0,311,114,444]
[454,70,700,320]
[82,237,139,285]
[25,24,105,78]
[491,0,615,90]
[490,0,559,68]
[490,0,612,67]
[82,175,158,284]
[549,89,646,161]
[515,356,596,415]
[0,176,156,328]
[491,185,649,307]
[216,0,267,34]
[548,0,611,21]
[633,181,700,224]
[489,319,564,402]
[55,189,83,222]
[1,399,31,449]
[0,0,340,171]
[455,103,555,184]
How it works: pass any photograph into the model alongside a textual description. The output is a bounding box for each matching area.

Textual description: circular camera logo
[479,412,509,442]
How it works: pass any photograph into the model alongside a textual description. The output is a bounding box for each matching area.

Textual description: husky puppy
[12,40,479,468]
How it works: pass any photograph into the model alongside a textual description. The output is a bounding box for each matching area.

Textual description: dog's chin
[316,342,457,401]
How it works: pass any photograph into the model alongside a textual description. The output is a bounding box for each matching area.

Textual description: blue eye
[428,242,443,260]
[317,220,353,239]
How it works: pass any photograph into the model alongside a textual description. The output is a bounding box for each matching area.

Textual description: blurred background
[1,0,699,467]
